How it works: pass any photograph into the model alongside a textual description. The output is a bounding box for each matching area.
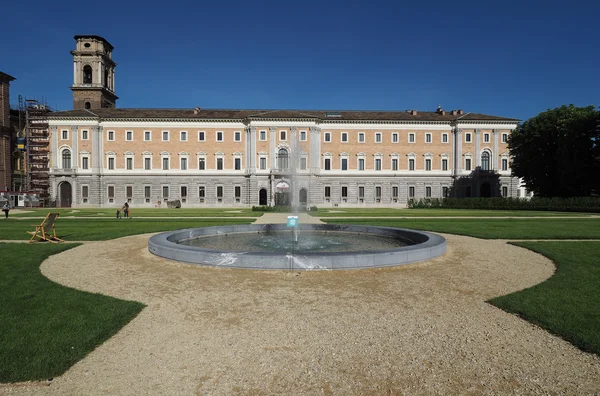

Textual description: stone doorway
[58,182,72,207]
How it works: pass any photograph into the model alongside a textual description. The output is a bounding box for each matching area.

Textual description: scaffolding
[23,98,51,203]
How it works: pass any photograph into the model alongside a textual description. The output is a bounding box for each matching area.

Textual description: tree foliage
[509,105,600,197]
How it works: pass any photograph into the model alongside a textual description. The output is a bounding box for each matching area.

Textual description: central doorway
[58,181,72,207]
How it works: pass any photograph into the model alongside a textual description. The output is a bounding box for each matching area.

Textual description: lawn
[490,242,600,355]
[0,243,145,383]
[7,207,259,218]
[312,208,593,217]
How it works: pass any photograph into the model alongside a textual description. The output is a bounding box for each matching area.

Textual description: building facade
[0,72,16,192]
[46,36,520,208]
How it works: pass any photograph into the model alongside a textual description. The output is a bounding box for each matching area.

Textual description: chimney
[436,105,445,115]
[410,110,417,116]
[451,110,458,116]
[458,109,464,115]
[194,106,201,115]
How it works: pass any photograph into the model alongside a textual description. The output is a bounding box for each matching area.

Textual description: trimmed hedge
[252,205,318,212]
[407,197,600,212]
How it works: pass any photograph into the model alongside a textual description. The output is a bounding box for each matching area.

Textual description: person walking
[122,202,129,218]
[116,207,121,219]
[2,202,9,219]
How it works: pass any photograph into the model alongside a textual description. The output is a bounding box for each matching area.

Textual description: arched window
[84,102,91,109]
[277,148,289,171]
[481,151,490,171]
[104,69,109,88]
[299,188,307,205]
[62,149,72,169]
[83,65,93,84]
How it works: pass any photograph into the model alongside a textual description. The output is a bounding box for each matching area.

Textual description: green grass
[8,207,259,218]
[321,218,600,239]
[0,218,254,240]
[313,208,593,217]
[0,243,145,383]
[489,242,600,355]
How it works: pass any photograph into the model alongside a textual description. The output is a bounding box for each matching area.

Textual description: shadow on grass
[0,243,145,383]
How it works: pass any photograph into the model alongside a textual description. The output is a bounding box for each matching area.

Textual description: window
[465,133,472,143]
[324,132,331,142]
[108,185,115,202]
[216,186,224,202]
[391,158,398,171]
[409,186,415,198]
[502,186,508,197]
[199,157,206,170]
[144,131,151,141]
[126,157,133,170]
[481,151,490,171]
[108,157,115,170]
[126,131,133,141]
[409,133,415,143]
[341,158,348,170]
[216,157,224,170]
[465,158,472,171]
[81,156,89,170]
[180,157,188,170]
[324,186,331,200]
[82,185,89,203]
[162,157,169,170]
[180,131,187,141]
[484,133,490,143]
[442,158,448,171]
[375,186,382,202]
[426,186,432,197]
[62,149,72,168]
[81,129,89,140]
[162,131,169,141]
[259,157,267,170]
[443,186,449,198]
[83,65,93,83]
[358,158,365,171]
[198,131,205,141]
[299,157,307,170]
[502,133,508,143]
[324,158,331,171]
[375,158,382,171]
[234,131,241,142]
[259,130,266,141]
[277,149,288,170]
[107,130,114,141]
[199,186,205,202]
[280,130,286,141]
[144,186,151,203]
[126,186,133,201]
[392,186,399,199]
[342,186,348,200]
[300,131,307,141]
[61,130,68,140]
[162,186,169,199]
[181,186,187,202]
[234,157,241,170]
[392,133,399,143]
[341,132,348,142]
[234,186,241,203]
[359,186,365,202]
[502,158,508,171]
[375,133,382,143]
[425,158,431,171]
[409,158,415,171]
[216,131,223,142]
[358,133,365,143]
[442,133,448,143]
[425,133,432,143]
[144,157,151,170]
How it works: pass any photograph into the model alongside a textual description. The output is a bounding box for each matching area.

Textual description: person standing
[116,207,121,219]
[2,202,9,219]
[123,202,129,218]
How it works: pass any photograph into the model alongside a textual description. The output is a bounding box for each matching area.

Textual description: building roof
[48,108,520,123]
[0,72,16,82]
[74,35,114,50]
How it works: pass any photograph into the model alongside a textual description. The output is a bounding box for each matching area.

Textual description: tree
[509,105,600,197]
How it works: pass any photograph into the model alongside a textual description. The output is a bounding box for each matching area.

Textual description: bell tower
[70,35,118,110]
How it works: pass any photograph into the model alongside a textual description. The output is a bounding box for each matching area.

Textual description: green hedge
[407,197,600,212]
[252,205,318,212]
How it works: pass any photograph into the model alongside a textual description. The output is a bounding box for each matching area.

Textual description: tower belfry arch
[70,35,118,109]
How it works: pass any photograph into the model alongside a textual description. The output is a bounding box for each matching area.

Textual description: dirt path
[2,234,599,395]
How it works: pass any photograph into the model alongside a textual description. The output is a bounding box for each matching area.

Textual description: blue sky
[1,0,597,121]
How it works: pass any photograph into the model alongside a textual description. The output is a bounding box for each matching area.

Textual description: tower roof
[74,35,114,50]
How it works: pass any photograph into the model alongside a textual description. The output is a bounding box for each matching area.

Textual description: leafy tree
[509,105,599,197]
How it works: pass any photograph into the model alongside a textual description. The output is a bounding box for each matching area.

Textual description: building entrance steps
[252,212,324,225]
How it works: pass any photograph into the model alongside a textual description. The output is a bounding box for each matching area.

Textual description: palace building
[47,35,521,208]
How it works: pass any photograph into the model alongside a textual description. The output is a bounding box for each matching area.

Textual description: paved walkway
[252,212,324,224]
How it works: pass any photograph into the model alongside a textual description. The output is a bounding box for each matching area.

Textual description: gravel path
[2,234,599,395]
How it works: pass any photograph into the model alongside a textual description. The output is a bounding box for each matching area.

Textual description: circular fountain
[148,224,446,270]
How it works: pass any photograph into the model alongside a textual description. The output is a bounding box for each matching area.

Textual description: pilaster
[454,128,462,175]
[269,127,276,169]
[474,129,481,168]
[493,129,499,170]
[309,126,321,173]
